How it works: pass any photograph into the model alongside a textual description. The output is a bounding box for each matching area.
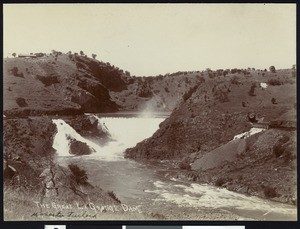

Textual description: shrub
[269,66,276,73]
[68,164,88,185]
[268,79,282,86]
[179,160,191,170]
[164,87,169,93]
[271,97,277,104]
[16,97,28,107]
[36,75,59,86]
[9,67,24,77]
[263,186,278,198]
[107,191,121,203]
[248,83,257,96]
[183,85,199,101]
[215,177,226,187]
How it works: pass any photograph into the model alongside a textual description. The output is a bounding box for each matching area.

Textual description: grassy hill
[3,51,296,205]
[125,67,296,204]
[3,52,208,116]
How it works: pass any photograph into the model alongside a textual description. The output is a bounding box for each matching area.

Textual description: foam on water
[145,180,296,216]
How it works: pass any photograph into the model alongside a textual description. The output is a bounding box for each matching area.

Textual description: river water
[52,113,297,221]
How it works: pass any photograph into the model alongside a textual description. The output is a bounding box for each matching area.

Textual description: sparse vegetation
[107,191,121,203]
[9,67,24,78]
[68,164,88,185]
[215,177,226,187]
[248,83,257,96]
[36,75,59,86]
[271,97,277,104]
[16,97,28,107]
[183,85,199,101]
[179,160,191,170]
[269,65,276,73]
[263,186,278,198]
[268,79,282,86]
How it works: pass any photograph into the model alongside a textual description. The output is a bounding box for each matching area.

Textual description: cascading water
[52,115,165,161]
[89,115,165,160]
[52,119,105,157]
[52,115,296,220]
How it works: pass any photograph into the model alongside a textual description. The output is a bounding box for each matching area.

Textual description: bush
[183,85,199,101]
[215,177,226,187]
[36,75,59,87]
[273,136,290,157]
[268,79,282,86]
[107,191,121,203]
[271,97,277,104]
[269,66,276,73]
[248,83,257,96]
[68,164,88,185]
[16,97,28,107]
[9,67,24,78]
[179,161,191,170]
[263,186,278,198]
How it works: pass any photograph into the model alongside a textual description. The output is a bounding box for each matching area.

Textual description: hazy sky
[4,4,296,76]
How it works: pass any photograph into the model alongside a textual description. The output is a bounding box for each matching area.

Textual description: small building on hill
[18,54,37,58]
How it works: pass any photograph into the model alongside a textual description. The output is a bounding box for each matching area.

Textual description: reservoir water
[52,113,297,220]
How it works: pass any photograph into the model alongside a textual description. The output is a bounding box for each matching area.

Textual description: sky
[3,4,296,76]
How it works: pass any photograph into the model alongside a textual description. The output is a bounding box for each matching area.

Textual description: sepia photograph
[3,3,297,221]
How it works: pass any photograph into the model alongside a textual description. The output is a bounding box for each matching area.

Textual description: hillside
[3,51,297,208]
[3,52,206,117]
[125,68,297,203]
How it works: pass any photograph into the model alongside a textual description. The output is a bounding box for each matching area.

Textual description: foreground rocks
[3,117,123,220]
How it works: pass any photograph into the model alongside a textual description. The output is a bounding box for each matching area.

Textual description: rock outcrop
[69,140,93,155]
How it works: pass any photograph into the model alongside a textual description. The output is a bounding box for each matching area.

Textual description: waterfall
[52,116,165,160]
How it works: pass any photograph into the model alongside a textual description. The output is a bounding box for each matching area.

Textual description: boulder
[69,140,93,155]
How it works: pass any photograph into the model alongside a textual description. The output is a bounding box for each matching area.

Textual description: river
[52,113,297,221]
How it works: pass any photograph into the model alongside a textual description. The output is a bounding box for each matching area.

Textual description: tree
[269,66,276,73]
[12,53,16,58]
[125,71,131,76]
[92,54,97,59]
[80,50,84,56]
[271,97,277,104]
